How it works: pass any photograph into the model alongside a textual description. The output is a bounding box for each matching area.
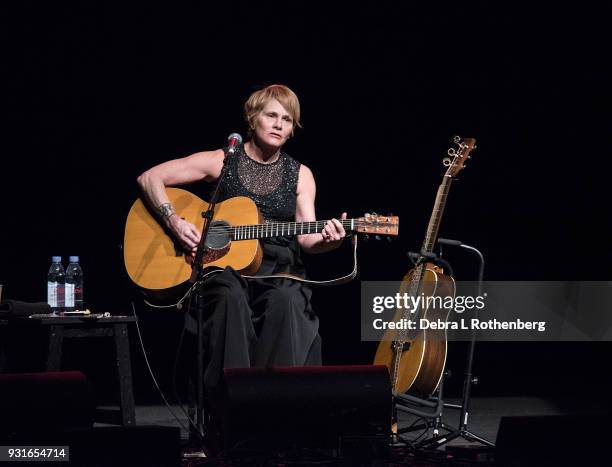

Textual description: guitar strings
[208,220,353,230]
[204,220,394,232]
[203,221,396,238]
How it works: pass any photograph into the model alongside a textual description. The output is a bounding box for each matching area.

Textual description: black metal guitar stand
[412,239,494,449]
[393,251,456,444]
[394,371,456,441]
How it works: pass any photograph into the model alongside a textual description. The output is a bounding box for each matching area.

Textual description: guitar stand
[394,372,450,441]
[394,362,494,452]
[394,244,495,451]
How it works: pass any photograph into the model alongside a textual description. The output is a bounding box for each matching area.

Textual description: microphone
[227,133,243,156]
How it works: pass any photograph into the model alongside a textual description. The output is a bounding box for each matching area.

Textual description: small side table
[11,314,137,427]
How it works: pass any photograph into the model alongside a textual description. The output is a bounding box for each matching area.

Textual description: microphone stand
[416,239,495,449]
[190,139,239,443]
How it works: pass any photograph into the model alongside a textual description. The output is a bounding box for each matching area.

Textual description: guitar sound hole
[206,220,231,250]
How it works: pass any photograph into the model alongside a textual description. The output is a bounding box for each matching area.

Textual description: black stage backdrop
[2,1,610,402]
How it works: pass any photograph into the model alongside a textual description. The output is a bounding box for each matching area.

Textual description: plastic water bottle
[65,256,84,312]
[47,256,65,313]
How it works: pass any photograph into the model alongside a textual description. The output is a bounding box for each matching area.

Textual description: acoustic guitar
[374,136,476,396]
[123,189,399,301]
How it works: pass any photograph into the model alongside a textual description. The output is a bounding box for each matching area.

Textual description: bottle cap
[69,256,79,263]
[52,256,62,263]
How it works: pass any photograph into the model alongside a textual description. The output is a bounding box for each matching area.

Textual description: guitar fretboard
[421,175,453,254]
[211,220,355,241]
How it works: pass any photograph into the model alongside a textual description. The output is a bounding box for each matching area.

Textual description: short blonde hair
[244,84,302,135]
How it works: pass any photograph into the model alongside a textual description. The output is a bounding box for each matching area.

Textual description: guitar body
[123,187,398,303]
[374,264,455,396]
[123,188,263,301]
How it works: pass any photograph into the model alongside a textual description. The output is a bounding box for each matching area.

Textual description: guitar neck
[228,219,355,241]
[421,175,453,253]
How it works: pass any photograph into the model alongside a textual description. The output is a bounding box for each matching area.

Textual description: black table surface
[1,314,137,325]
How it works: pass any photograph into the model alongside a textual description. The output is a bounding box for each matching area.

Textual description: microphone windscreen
[228,133,243,145]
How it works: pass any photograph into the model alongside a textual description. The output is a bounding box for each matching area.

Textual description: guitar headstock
[443,136,477,177]
[354,214,399,237]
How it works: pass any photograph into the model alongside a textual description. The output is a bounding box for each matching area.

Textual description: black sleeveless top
[215,144,303,259]
[218,144,301,223]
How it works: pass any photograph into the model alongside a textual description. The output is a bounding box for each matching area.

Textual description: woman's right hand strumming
[136,148,224,257]
[165,215,201,254]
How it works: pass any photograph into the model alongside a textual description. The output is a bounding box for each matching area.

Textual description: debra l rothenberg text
[372,318,547,332]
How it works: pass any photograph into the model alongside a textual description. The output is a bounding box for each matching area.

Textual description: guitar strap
[145,235,359,310]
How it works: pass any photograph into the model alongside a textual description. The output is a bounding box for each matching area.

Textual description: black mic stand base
[415,426,495,450]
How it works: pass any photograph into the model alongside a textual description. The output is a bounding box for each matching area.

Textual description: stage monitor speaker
[0,371,94,435]
[216,365,392,453]
[495,412,609,466]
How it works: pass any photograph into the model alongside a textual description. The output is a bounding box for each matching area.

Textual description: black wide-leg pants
[185,243,321,397]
